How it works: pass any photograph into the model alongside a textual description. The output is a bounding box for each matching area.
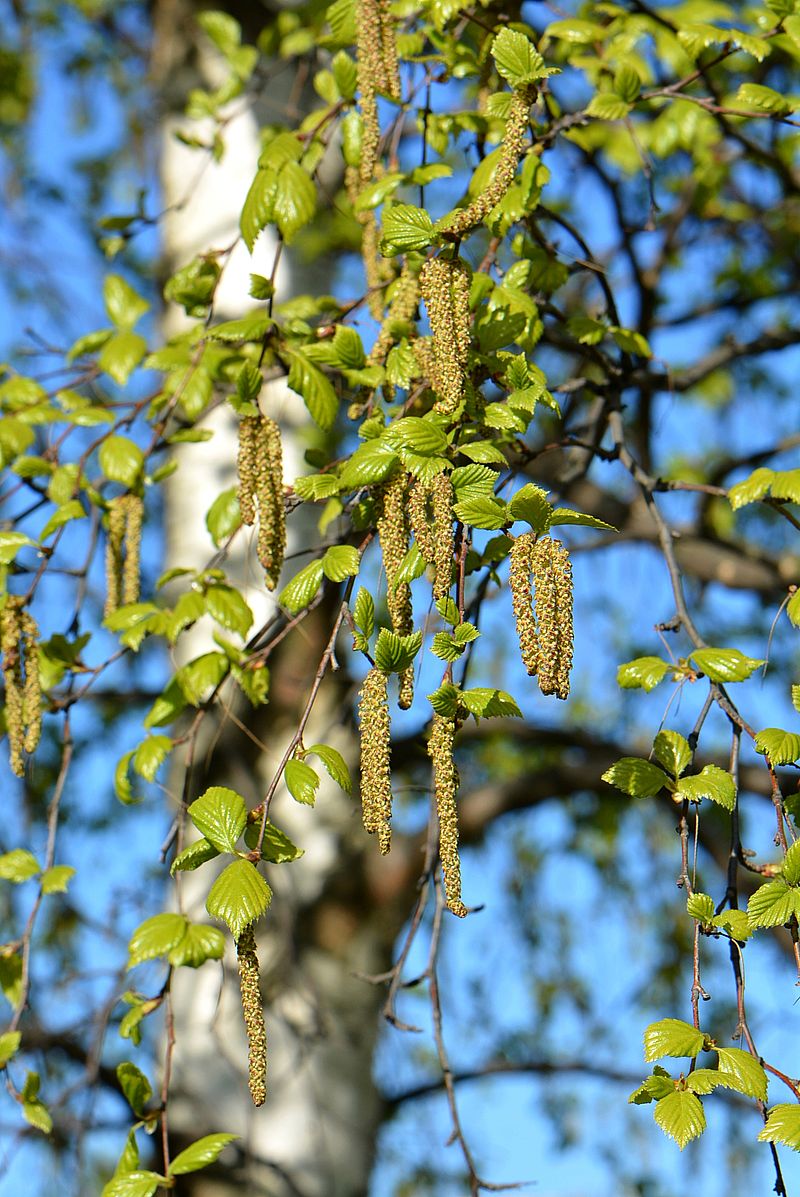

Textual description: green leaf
[284,758,320,805]
[507,484,552,533]
[278,559,325,614]
[644,1019,706,1062]
[22,1097,53,1135]
[98,331,147,385]
[144,679,188,729]
[491,28,553,87]
[735,83,791,115]
[243,821,304,863]
[652,730,691,779]
[712,909,752,940]
[240,169,278,252]
[617,657,671,692]
[206,488,241,547]
[40,865,76,894]
[690,647,763,683]
[715,1047,768,1102]
[601,758,669,799]
[170,1133,239,1176]
[548,508,617,532]
[374,628,423,673]
[759,1104,800,1149]
[452,496,508,530]
[101,1172,165,1197]
[687,892,715,923]
[0,531,35,564]
[132,735,172,782]
[274,161,317,242]
[653,1089,705,1150]
[460,687,522,719]
[117,1061,152,1117]
[353,587,375,638]
[754,728,800,766]
[432,631,465,663]
[782,841,800,886]
[0,849,40,882]
[170,837,220,876]
[629,1068,674,1104]
[206,859,272,939]
[306,743,352,793]
[0,1030,21,1066]
[385,417,448,457]
[127,913,188,969]
[394,542,426,588]
[728,467,773,510]
[99,436,144,487]
[380,204,435,255]
[39,499,86,541]
[175,652,230,704]
[450,464,497,501]
[0,955,22,1007]
[104,275,149,329]
[168,923,226,968]
[285,351,338,430]
[188,786,248,853]
[338,440,398,490]
[747,880,800,929]
[206,585,253,638]
[114,751,137,806]
[322,544,360,582]
[457,440,507,465]
[675,765,736,811]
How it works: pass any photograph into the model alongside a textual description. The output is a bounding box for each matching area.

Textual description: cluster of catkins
[0,596,42,777]
[509,534,574,700]
[238,414,287,591]
[104,493,144,617]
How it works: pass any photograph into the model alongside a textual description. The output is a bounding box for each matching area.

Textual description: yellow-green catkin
[358,667,393,854]
[105,495,143,617]
[377,471,415,709]
[1,597,41,776]
[367,263,421,369]
[509,532,538,677]
[409,475,454,601]
[428,714,467,918]
[531,536,573,700]
[236,923,267,1107]
[238,415,286,590]
[439,85,536,242]
[419,257,471,416]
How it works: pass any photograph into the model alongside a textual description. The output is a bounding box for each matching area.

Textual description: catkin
[509,532,538,677]
[408,475,454,601]
[419,257,471,416]
[238,415,286,590]
[105,495,143,617]
[367,263,421,368]
[532,537,573,700]
[358,667,393,853]
[1,597,42,777]
[439,84,536,241]
[376,471,415,709]
[428,714,467,918]
[236,924,267,1106]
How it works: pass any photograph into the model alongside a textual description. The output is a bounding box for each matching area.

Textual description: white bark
[157,32,396,1196]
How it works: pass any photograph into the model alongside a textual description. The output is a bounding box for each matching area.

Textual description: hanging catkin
[439,84,537,241]
[510,533,574,700]
[104,494,143,617]
[428,713,467,918]
[376,471,414,709]
[238,415,286,591]
[408,475,454,601]
[419,257,471,416]
[358,667,393,854]
[236,923,267,1106]
[532,537,573,700]
[366,262,421,369]
[1,596,42,777]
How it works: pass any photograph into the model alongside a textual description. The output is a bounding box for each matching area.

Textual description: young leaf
[187,787,248,853]
[205,859,272,939]
[715,1047,768,1101]
[675,765,736,811]
[758,1105,800,1150]
[99,436,144,486]
[243,821,304,863]
[352,587,375,639]
[321,544,360,582]
[285,351,338,430]
[374,628,423,673]
[644,1018,706,1061]
[652,730,691,779]
[169,1133,239,1176]
[617,657,671,692]
[101,1172,166,1197]
[653,1089,706,1150]
[0,1031,21,1066]
[491,28,553,87]
[754,728,800,766]
[117,1061,152,1117]
[452,496,508,531]
[601,758,669,799]
[380,204,435,255]
[782,841,800,885]
[690,647,764,683]
[747,880,800,929]
[306,743,352,793]
[284,759,320,805]
[0,850,41,883]
[170,838,220,876]
[127,914,188,969]
[686,893,715,923]
[167,923,226,969]
[40,865,76,894]
[548,509,617,532]
[279,559,325,614]
[460,688,522,719]
[507,484,552,533]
